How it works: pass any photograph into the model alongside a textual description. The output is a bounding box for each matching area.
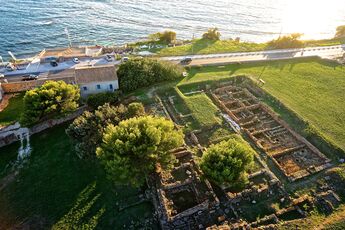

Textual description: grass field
[0,124,157,230]
[153,39,266,56]
[182,58,345,152]
[0,94,24,127]
[174,87,221,128]
[140,37,345,57]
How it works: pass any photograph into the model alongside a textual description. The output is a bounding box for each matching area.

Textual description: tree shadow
[187,39,217,54]
[52,182,105,230]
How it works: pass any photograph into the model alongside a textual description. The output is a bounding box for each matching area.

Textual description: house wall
[79,80,119,97]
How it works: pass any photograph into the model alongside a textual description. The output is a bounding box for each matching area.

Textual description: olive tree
[96,116,184,186]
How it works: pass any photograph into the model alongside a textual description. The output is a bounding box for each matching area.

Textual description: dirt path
[0,94,13,112]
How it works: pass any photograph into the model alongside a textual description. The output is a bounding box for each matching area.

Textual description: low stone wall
[0,106,87,148]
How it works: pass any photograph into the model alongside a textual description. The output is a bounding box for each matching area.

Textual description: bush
[86,91,120,109]
[66,102,145,159]
[117,58,184,93]
[20,81,80,126]
[200,139,254,186]
[267,33,304,49]
[149,30,177,44]
[335,25,345,38]
[202,28,221,41]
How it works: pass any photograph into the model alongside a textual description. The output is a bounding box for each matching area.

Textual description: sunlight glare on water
[280,0,345,39]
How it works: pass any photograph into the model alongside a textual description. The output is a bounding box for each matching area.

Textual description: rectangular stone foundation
[211,85,331,181]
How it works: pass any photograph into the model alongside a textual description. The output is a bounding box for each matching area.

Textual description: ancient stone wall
[0,106,87,148]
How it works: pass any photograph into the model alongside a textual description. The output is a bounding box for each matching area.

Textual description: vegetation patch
[0,94,24,127]
[184,58,345,152]
[175,88,221,128]
[156,38,267,56]
[0,125,157,229]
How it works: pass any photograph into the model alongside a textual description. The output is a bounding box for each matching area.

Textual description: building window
[109,84,113,90]
[83,86,88,91]
[96,84,101,89]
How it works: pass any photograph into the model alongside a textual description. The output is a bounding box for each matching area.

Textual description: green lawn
[139,37,345,57]
[182,58,345,151]
[175,87,221,128]
[0,94,24,127]
[153,39,267,56]
[0,124,157,230]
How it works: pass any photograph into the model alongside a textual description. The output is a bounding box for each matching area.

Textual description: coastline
[2,35,344,64]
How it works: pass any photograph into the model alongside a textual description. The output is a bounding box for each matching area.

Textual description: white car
[0,74,4,78]
[122,57,129,63]
[73,58,80,64]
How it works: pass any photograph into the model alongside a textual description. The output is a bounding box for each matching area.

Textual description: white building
[74,65,119,97]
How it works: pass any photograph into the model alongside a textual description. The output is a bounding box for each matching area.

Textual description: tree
[66,103,145,159]
[202,28,221,41]
[199,139,254,186]
[86,91,120,109]
[149,30,177,44]
[96,116,184,186]
[267,33,304,49]
[335,25,345,38]
[20,80,80,126]
[117,58,184,93]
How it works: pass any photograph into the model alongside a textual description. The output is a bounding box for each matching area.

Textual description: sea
[0,0,344,59]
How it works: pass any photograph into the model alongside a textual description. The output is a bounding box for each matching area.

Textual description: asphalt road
[162,44,345,66]
[2,44,344,83]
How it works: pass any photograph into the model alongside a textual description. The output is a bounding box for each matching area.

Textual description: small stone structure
[150,147,221,229]
[211,85,332,181]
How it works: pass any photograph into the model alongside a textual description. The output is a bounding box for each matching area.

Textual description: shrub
[20,81,80,126]
[200,139,254,186]
[66,102,145,159]
[86,91,120,109]
[267,33,304,49]
[149,30,177,44]
[117,58,184,93]
[202,28,221,41]
[335,25,345,38]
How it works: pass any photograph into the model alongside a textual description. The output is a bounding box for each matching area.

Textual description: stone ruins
[211,85,332,181]
[150,147,222,229]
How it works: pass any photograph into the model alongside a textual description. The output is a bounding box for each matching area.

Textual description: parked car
[180,57,192,65]
[50,61,58,67]
[105,55,113,62]
[73,57,80,64]
[5,64,15,71]
[0,74,4,79]
[22,74,38,81]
